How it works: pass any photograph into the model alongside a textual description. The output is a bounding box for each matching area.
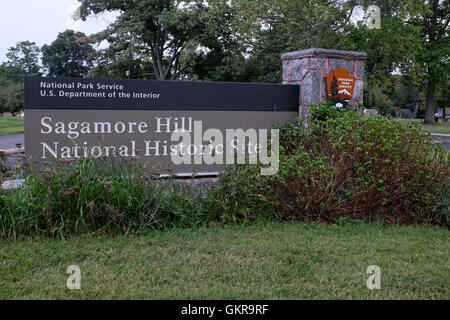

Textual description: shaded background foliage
[41,30,95,78]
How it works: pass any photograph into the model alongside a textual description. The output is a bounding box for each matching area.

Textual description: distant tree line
[0,0,448,123]
[0,30,94,115]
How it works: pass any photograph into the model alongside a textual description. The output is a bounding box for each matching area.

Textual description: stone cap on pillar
[281,48,367,61]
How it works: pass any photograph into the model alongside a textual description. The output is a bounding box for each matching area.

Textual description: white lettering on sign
[40,117,152,138]
[39,81,161,101]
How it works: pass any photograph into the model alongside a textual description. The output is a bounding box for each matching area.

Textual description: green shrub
[435,181,450,226]
[309,101,342,122]
[0,157,207,239]
[214,103,450,227]
[204,165,281,224]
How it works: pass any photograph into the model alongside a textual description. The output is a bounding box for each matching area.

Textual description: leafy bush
[213,103,450,227]
[204,165,281,224]
[0,157,206,239]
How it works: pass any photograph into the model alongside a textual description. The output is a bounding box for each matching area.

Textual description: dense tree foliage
[0,84,24,115]
[79,0,211,80]
[41,30,94,77]
[407,0,449,123]
[0,41,41,85]
[0,41,41,114]
[1,0,448,116]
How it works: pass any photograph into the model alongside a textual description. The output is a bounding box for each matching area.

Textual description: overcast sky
[0,0,116,62]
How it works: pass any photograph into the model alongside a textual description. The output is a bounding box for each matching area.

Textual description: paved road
[431,134,450,150]
[0,133,24,150]
[0,133,449,152]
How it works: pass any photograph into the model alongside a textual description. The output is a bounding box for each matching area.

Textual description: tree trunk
[424,79,437,124]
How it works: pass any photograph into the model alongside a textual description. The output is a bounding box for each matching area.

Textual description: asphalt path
[431,134,450,150]
[0,133,24,151]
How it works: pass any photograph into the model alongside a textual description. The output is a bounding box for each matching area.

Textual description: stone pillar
[281,48,367,118]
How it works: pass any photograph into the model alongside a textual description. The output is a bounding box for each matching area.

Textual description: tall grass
[0,157,208,239]
[0,116,24,136]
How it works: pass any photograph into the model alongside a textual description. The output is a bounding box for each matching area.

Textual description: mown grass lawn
[0,117,24,136]
[422,123,450,135]
[0,222,448,300]
[402,119,450,135]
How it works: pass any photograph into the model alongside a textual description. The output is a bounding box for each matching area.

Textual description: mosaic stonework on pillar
[281,48,367,118]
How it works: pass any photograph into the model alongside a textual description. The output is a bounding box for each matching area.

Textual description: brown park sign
[24,77,299,176]
[326,68,356,107]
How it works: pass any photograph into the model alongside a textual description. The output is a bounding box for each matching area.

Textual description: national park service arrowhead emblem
[326,68,355,107]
